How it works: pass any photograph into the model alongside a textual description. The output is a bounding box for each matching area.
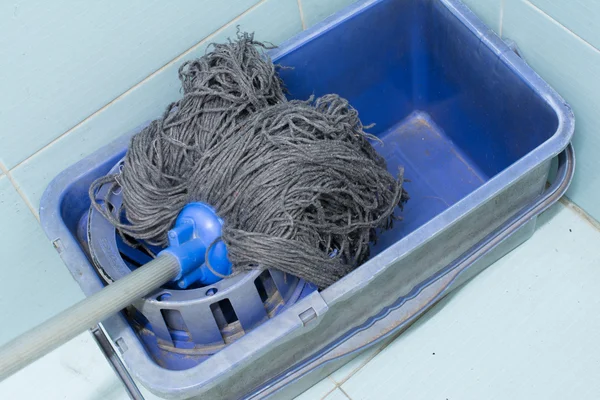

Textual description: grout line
[8,0,268,173]
[523,0,600,54]
[325,375,353,399]
[0,162,40,221]
[559,196,600,232]
[297,0,307,30]
[499,0,505,37]
[320,382,339,400]
[333,333,399,386]
[338,386,353,399]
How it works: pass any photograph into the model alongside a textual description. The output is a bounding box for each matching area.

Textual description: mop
[0,32,408,380]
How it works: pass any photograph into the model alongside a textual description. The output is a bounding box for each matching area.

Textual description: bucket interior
[276,0,559,254]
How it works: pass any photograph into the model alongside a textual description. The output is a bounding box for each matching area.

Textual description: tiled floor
[1,201,600,399]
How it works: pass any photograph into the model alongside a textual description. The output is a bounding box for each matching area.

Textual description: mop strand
[90,31,409,288]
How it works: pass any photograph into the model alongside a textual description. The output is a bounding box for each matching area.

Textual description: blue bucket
[40,0,574,398]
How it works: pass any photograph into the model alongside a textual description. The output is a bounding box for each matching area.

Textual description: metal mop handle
[0,253,181,382]
[0,201,231,381]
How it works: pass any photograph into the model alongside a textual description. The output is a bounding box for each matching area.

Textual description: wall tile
[460,0,502,33]
[502,0,600,224]
[529,0,600,50]
[0,176,84,345]
[0,0,260,169]
[300,0,359,28]
[342,203,600,399]
[10,0,303,213]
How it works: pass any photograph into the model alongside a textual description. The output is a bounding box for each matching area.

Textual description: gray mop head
[90,31,408,288]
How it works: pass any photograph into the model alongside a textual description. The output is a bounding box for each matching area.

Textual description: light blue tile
[529,0,600,50]
[10,0,303,213]
[342,203,600,399]
[502,0,600,225]
[323,388,351,400]
[294,377,336,400]
[460,0,502,33]
[0,176,84,345]
[0,0,260,169]
[0,332,130,399]
[300,0,359,28]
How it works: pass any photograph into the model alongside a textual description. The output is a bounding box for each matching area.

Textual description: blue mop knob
[159,202,231,288]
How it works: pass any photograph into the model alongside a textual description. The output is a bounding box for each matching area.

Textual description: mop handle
[0,253,181,382]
